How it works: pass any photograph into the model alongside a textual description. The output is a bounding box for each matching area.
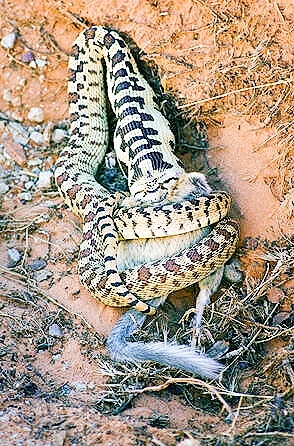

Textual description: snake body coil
[55,27,239,378]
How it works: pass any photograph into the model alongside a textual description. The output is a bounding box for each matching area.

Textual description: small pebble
[272,312,290,326]
[34,269,53,282]
[72,381,87,392]
[28,258,47,271]
[1,32,16,49]
[19,174,29,182]
[52,430,66,446]
[11,96,21,107]
[105,152,116,168]
[21,51,34,63]
[3,89,21,107]
[239,361,249,370]
[29,130,44,145]
[29,59,47,69]
[48,323,64,338]
[59,384,72,395]
[36,170,53,189]
[177,440,200,446]
[225,410,238,424]
[8,122,29,146]
[43,200,55,208]
[3,88,12,102]
[28,160,41,169]
[7,248,22,267]
[27,107,44,123]
[35,58,47,69]
[18,191,32,202]
[18,77,27,87]
[24,180,34,190]
[9,112,23,122]
[11,132,29,146]
[43,122,55,145]
[0,182,9,194]
[61,360,71,371]
[52,128,67,143]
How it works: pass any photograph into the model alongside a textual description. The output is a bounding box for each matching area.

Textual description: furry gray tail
[106,308,224,379]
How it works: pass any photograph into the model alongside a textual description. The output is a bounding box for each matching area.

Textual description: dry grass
[93,239,294,424]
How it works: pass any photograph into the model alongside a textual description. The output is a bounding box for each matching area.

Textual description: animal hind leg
[190,266,224,347]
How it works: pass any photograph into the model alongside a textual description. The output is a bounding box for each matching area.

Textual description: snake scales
[54,26,239,321]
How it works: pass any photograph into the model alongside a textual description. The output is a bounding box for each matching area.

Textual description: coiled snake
[54,26,239,326]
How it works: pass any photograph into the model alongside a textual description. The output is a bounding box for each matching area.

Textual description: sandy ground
[0,1,293,445]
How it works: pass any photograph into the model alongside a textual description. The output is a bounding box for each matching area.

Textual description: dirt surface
[0,1,293,445]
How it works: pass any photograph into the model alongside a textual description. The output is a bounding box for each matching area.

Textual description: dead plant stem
[179,79,290,109]
[129,377,232,415]
[0,264,93,329]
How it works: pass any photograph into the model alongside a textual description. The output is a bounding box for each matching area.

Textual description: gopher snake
[54,27,239,377]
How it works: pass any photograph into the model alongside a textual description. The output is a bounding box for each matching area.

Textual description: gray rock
[52,128,67,143]
[43,200,55,208]
[19,174,29,183]
[3,88,12,102]
[61,360,71,371]
[24,180,34,190]
[32,166,41,174]
[36,170,53,189]
[28,258,47,271]
[35,58,47,69]
[48,323,64,338]
[29,59,47,69]
[3,89,21,107]
[27,107,44,123]
[0,182,9,194]
[29,130,44,145]
[34,269,53,282]
[18,191,32,202]
[59,384,72,395]
[12,132,29,146]
[7,248,21,267]
[72,381,87,392]
[8,122,29,145]
[1,32,16,49]
[29,162,41,170]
